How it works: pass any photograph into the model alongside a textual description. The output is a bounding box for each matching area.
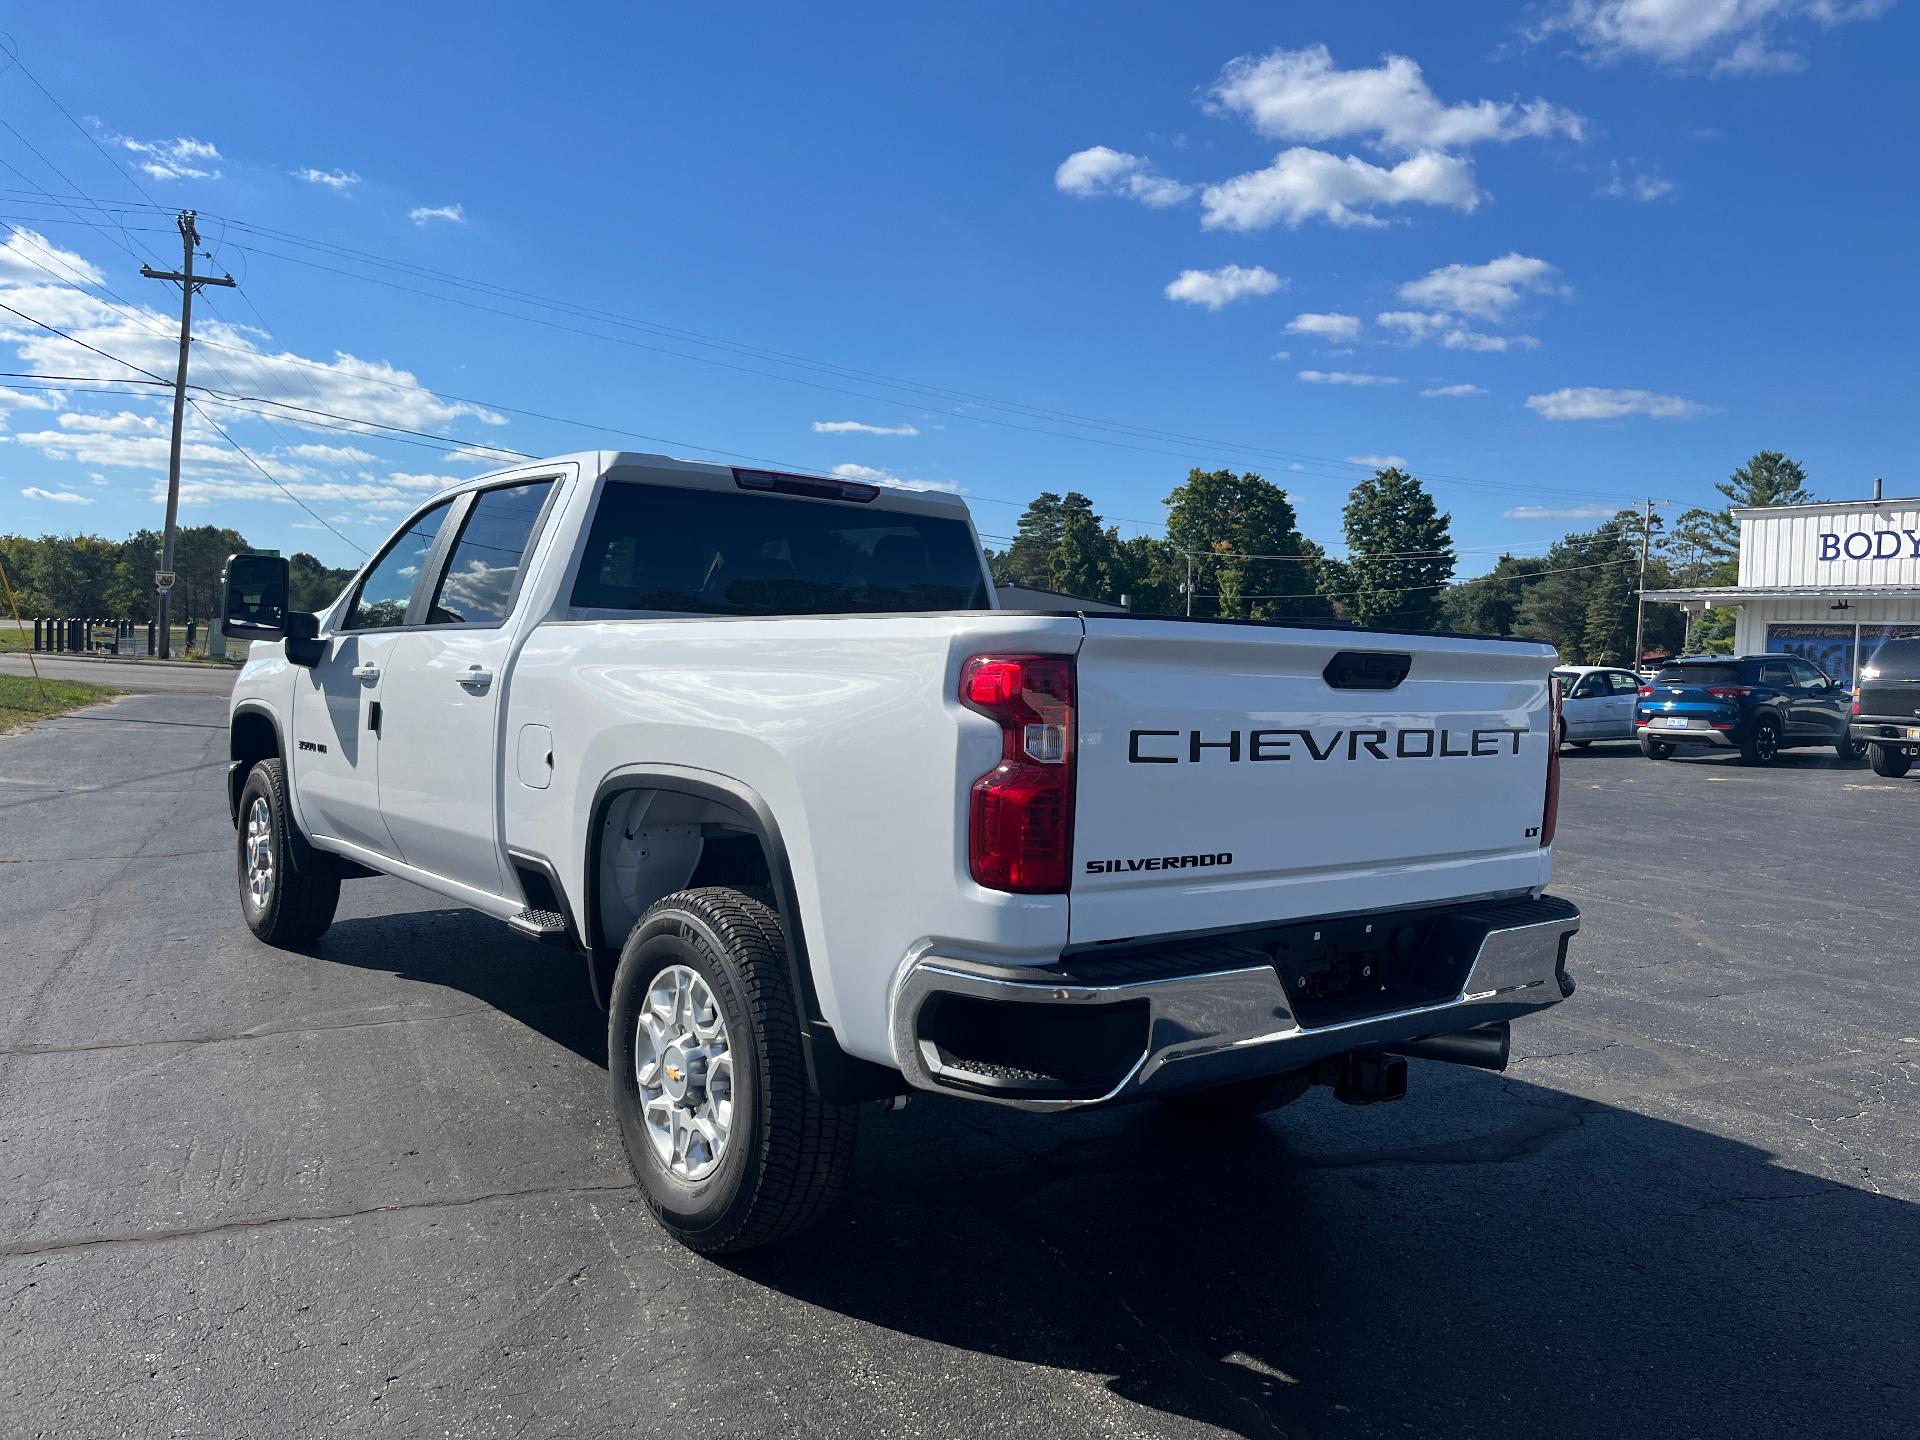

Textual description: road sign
[154,571,176,592]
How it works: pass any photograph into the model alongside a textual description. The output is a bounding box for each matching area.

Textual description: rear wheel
[236,758,339,946]
[1570,739,1592,750]
[1836,735,1868,764]
[609,887,857,1253]
[1160,1069,1312,1119]
[1869,744,1913,778]
[1639,736,1673,760]
[1740,716,1781,766]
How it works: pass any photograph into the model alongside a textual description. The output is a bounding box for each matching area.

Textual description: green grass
[0,673,119,732]
[0,626,32,652]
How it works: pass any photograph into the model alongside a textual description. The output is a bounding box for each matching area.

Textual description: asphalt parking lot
[3,691,1916,1439]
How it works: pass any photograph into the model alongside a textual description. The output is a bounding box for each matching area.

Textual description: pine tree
[1339,468,1454,629]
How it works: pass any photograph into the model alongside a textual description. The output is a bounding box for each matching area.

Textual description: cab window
[427,480,554,626]
[345,500,453,630]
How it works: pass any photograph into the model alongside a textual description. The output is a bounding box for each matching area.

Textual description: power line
[185,398,368,556]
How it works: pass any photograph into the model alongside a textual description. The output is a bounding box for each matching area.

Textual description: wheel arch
[583,764,904,1104]
[228,703,284,824]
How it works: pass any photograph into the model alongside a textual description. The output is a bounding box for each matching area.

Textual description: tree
[1163,468,1332,621]
[289,552,355,613]
[996,492,1072,591]
[1339,468,1453,629]
[1440,555,1549,636]
[1670,451,1812,580]
[1513,511,1682,665]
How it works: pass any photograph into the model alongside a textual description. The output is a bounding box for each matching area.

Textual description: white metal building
[1642,492,1920,688]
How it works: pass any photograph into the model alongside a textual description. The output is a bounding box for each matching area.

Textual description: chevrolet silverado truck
[221,451,1581,1253]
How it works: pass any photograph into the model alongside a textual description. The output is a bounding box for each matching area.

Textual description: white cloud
[1208,44,1585,152]
[1420,383,1487,397]
[1346,454,1408,469]
[409,204,466,226]
[1285,311,1362,341]
[1054,146,1193,207]
[1525,386,1707,420]
[1297,370,1401,386]
[1442,327,1541,352]
[1504,504,1619,519]
[0,227,106,288]
[293,167,361,193]
[1377,309,1454,341]
[1164,264,1284,309]
[1398,253,1561,319]
[811,420,920,436]
[20,486,93,504]
[1270,349,1291,361]
[1532,0,1891,74]
[1201,147,1479,230]
[1596,160,1677,201]
[58,410,159,434]
[114,133,221,182]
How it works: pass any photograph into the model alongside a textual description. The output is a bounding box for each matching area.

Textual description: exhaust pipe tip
[1381,1021,1511,1073]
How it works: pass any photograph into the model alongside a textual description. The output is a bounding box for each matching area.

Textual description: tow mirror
[222,553,322,667]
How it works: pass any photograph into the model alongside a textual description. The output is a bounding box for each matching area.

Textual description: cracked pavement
[3,696,1917,1437]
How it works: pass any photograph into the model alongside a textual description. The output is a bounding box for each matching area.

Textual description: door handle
[458,665,494,690]
[351,663,381,682]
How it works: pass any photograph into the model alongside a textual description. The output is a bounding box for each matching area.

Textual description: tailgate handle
[1323,651,1411,690]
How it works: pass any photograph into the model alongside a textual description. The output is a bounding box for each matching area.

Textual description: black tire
[1639,736,1673,760]
[1869,744,1913,778]
[1160,1069,1312,1119]
[1571,739,1592,750]
[609,887,857,1254]
[1836,736,1868,764]
[1740,715,1782,766]
[236,758,340,946]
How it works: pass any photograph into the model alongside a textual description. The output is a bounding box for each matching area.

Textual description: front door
[288,497,457,854]
[377,478,556,897]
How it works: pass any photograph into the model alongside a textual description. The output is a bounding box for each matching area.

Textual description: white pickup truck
[222,451,1580,1252]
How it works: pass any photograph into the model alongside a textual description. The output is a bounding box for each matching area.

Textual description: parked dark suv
[1851,636,1920,777]
[1635,655,1857,765]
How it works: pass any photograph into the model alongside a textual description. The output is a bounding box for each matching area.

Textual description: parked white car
[221,451,1582,1252]
[1553,665,1643,747]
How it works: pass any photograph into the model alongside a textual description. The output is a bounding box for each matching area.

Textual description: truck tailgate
[1069,621,1555,945]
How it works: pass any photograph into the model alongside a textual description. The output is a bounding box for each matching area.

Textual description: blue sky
[0,1,1913,576]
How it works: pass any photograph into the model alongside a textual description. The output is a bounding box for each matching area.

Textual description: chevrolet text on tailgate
[221,451,1581,1253]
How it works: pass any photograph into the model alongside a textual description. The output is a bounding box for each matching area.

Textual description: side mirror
[223,553,290,638]
[223,553,323,667]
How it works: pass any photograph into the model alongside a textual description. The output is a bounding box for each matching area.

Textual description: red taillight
[960,655,1075,893]
[1706,686,1751,698]
[1637,686,1654,698]
[1852,690,1862,717]
[1541,675,1562,848]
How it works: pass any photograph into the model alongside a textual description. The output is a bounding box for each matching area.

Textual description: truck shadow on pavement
[733,1079,1919,1439]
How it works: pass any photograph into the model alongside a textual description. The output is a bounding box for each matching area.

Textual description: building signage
[1816,529,1920,561]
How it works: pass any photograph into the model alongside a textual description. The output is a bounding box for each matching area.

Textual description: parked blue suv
[1636,655,1859,765]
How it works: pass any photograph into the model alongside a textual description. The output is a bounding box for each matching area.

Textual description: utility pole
[1632,496,1654,668]
[140,210,234,659]
[1184,548,1193,616]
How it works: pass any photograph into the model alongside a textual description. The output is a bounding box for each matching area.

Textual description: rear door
[1605,670,1642,735]
[1069,621,1554,945]
[1559,670,1606,738]
[379,477,559,897]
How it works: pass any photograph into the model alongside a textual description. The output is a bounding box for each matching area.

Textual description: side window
[1789,659,1825,688]
[1757,660,1793,687]
[426,480,554,627]
[345,500,454,630]
[1609,671,1641,694]
[1570,673,1605,699]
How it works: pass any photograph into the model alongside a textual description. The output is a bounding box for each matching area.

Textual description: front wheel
[1740,716,1782,766]
[1869,744,1913,778]
[1836,736,1868,764]
[1639,736,1673,760]
[236,758,339,946]
[609,887,858,1254]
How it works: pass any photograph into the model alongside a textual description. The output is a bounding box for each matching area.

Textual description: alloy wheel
[244,796,274,909]
[634,964,736,1182]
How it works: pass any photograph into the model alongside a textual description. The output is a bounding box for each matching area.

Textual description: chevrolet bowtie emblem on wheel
[664,1064,684,1083]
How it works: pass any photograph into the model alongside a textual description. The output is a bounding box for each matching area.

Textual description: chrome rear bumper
[891,895,1580,1111]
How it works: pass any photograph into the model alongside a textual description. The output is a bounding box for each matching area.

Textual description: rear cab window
[571,481,990,616]
[1655,662,1742,687]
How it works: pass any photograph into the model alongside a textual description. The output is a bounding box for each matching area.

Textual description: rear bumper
[890,894,1580,1110]
[1853,720,1920,749]
[1637,722,1733,747]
